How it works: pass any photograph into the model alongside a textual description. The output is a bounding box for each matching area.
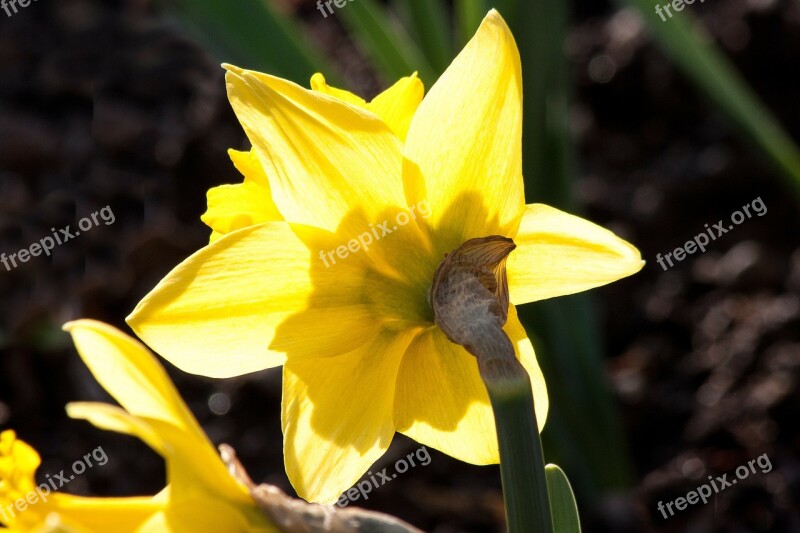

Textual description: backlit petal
[127,222,384,378]
[224,65,406,235]
[66,403,167,457]
[310,73,424,141]
[38,495,162,533]
[507,203,644,304]
[202,149,283,243]
[66,404,247,506]
[394,306,547,464]
[403,10,524,247]
[366,74,424,141]
[63,320,204,439]
[282,327,418,504]
[309,73,367,107]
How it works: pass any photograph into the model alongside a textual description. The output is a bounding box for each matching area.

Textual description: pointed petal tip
[483,8,508,27]
[62,318,106,333]
[221,62,243,74]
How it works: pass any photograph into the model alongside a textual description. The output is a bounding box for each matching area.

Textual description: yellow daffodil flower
[0,321,275,532]
[127,10,644,504]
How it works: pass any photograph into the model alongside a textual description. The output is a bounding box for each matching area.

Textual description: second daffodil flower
[127,10,644,504]
[0,320,276,532]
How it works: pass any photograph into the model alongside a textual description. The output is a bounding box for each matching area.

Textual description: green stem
[481,357,553,533]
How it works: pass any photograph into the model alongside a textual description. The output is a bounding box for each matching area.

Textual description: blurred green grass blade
[503,0,574,209]
[454,0,488,47]
[503,0,635,500]
[528,296,633,498]
[546,465,582,533]
[338,0,437,86]
[400,0,452,76]
[163,0,333,84]
[618,0,800,196]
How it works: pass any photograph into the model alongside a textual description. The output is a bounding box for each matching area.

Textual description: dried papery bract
[430,236,554,532]
[220,445,423,533]
[429,236,518,378]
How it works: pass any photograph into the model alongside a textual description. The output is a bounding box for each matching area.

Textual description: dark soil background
[1,0,798,531]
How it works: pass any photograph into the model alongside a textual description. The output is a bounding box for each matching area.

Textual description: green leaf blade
[545,464,582,533]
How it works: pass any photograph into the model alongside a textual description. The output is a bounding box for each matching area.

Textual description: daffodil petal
[393,328,495,464]
[282,327,418,504]
[309,73,367,107]
[228,148,270,187]
[140,419,251,505]
[159,491,275,533]
[137,488,274,533]
[1,430,42,510]
[202,149,283,243]
[63,320,204,439]
[507,203,644,304]
[403,10,524,244]
[310,73,423,141]
[224,65,406,235]
[67,404,245,505]
[127,222,383,378]
[366,74,424,141]
[44,494,163,533]
[203,182,276,243]
[66,403,167,457]
[394,306,547,464]
[505,305,549,430]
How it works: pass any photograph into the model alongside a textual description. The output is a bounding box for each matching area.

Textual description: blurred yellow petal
[127,222,383,378]
[224,65,406,236]
[66,403,166,457]
[0,430,41,510]
[63,320,204,439]
[137,420,251,506]
[394,306,546,464]
[0,431,161,533]
[282,328,418,504]
[404,10,524,245]
[44,495,163,533]
[158,496,273,533]
[65,409,266,530]
[507,203,644,304]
